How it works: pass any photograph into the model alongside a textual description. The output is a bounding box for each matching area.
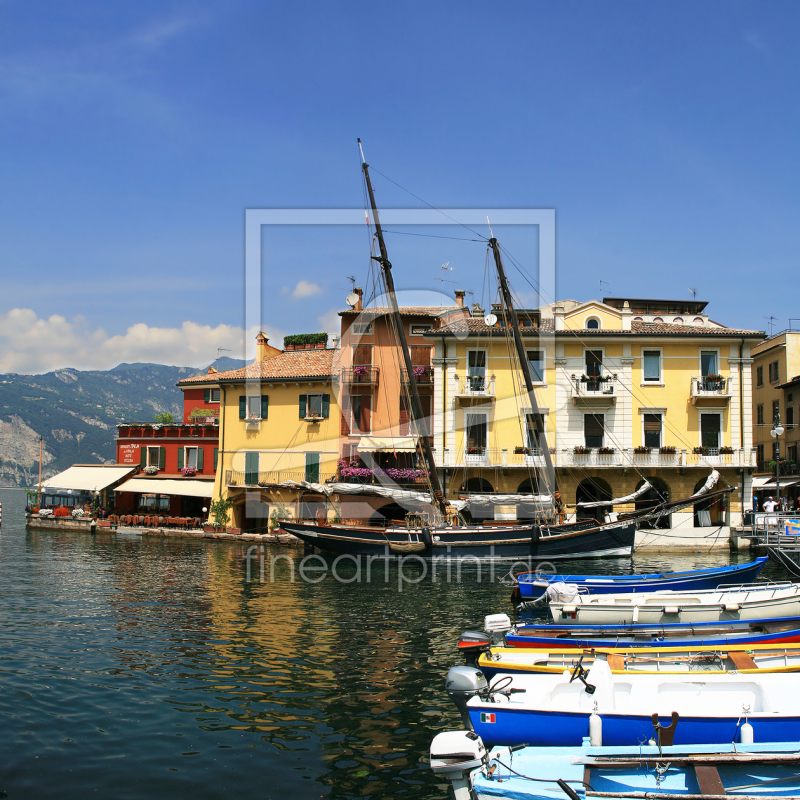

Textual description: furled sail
[280,480,434,505]
[690,470,720,498]
[577,480,652,508]
[455,493,554,507]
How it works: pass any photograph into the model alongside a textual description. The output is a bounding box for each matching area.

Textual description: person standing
[763,496,778,513]
[553,491,565,524]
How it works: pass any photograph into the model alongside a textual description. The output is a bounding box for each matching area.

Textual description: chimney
[256,331,269,361]
[621,300,632,331]
[354,287,363,311]
[455,290,466,307]
[553,305,565,331]
[207,366,218,374]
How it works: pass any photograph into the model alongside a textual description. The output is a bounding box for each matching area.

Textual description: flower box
[598,447,615,455]
[659,446,677,454]
[718,447,735,455]
[514,446,530,455]
[203,524,225,534]
[634,446,651,454]
[573,446,591,454]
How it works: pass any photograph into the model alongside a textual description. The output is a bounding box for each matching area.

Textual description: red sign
[119,443,140,465]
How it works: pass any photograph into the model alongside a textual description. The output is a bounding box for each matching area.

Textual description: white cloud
[291,280,323,298]
[0,309,285,374]
[317,308,342,341]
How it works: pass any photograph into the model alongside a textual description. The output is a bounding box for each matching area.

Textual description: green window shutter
[197,447,204,471]
[239,396,246,419]
[213,448,219,471]
[299,394,307,418]
[140,447,147,467]
[204,389,210,403]
[177,448,184,470]
[159,447,166,470]
[322,394,330,419]
[245,452,259,484]
[261,394,269,420]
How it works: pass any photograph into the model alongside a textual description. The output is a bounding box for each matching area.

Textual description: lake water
[0,488,783,799]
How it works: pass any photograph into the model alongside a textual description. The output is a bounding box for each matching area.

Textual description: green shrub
[283,332,328,347]
[153,412,174,424]
[209,498,232,528]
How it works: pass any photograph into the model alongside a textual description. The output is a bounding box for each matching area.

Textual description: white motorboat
[548,581,800,625]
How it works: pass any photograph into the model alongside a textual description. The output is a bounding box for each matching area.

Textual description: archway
[575,477,612,522]
[693,478,726,527]
[368,501,409,528]
[516,477,545,521]
[459,477,494,520]
[299,493,326,525]
[635,477,671,529]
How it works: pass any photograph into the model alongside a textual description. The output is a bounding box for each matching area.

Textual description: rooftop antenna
[216,347,231,367]
[599,279,609,297]
[689,287,697,301]
[435,262,455,305]
[765,316,778,337]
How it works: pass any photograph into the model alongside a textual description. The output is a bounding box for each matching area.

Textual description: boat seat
[694,764,725,796]
[606,654,624,672]
[728,650,758,671]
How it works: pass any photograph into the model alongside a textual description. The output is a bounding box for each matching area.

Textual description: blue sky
[1,1,798,372]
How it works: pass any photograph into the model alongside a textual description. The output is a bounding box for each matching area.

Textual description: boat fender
[530,526,540,545]
[740,704,754,744]
[589,702,602,746]
[421,526,433,550]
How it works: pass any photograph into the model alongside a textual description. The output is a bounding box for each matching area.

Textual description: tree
[153,412,174,425]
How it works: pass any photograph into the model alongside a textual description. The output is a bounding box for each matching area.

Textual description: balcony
[116,423,219,439]
[401,365,434,386]
[226,469,336,487]
[691,376,731,405]
[570,376,615,406]
[454,375,495,404]
[341,366,380,386]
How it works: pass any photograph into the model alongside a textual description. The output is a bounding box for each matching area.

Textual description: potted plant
[514,446,530,455]
[718,446,735,455]
[598,446,615,455]
[143,465,159,475]
[181,466,197,476]
[634,446,651,454]
[659,445,677,455]
[466,446,484,455]
[306,411,323,422]
[204,498,231,533]
[693,446,709,455]
[573,446,591,454]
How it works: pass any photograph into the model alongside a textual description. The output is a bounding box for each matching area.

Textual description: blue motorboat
[512,557,768,601]
[430,733,800,799]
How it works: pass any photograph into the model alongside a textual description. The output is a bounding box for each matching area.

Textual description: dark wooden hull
[279,519,636,560]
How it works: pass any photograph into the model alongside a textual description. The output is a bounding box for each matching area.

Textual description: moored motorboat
[549,582,800,625]
[430,734,800,800]
[446,657,800,747]
[475,643,800,679]
[512,557,768,602]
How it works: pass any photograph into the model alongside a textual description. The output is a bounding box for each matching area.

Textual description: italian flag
[480,712,496,723]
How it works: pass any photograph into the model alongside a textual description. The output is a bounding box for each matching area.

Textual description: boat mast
[358,140,450,517]
[489,236,557,495]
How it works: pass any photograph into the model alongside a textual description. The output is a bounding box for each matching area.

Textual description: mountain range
[0,357,246,488]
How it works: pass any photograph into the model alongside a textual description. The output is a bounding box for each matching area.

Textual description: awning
[754,477,800,489]
[752,476,774,489]
[116,478,215,498]
[41,465,137,493]
[357,436,417,452]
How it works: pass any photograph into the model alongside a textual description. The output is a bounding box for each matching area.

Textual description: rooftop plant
[284,332,328,347]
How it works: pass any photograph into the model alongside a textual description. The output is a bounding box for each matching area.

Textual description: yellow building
[751,331,800,503]
[426,297,763,540]
[180,333,341,530]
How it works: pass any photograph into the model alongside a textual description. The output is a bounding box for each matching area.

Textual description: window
[145,446,162,469]
[756,444,765,470]
[526,350,544,382]
[757,404,764,425]
[185,447,198,469]
[643,413,662,448]
[788,444,798,464]
[352,322,373,334]
[585,350,603,377]
[204,388,220,403]
[700,413,721,449]
[351,394,371,433]
[756,366,764,387]
[400,394,431,436]
[643,350,661,383]
[524,412,545,450]
[787,405,794,428]
[138,494,170,511]
[467,350,487,391]
[305,452,320,483]
[178,446,204,472]
[586,317,600,329]
[299,393,330,419]
[769,361,780,383]
[773,400,780,424]
[410,345,431,366]
[465,412,488,452]
[584,413,604,448]
[410,324,431,335]
[239,394,268,420]
[245,452,259,485]
[700,351,718,377]
[673,317,683,324]
[353,344,372,366]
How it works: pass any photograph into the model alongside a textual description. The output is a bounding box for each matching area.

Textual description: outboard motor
[457,630,492,667]
[445,666,488,730]
[483,613,512,646]
[430,730,486,800]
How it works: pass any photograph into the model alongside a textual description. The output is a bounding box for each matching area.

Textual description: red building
[113,367,221,519]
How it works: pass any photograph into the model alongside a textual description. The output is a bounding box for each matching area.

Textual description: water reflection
[0,489,782,799]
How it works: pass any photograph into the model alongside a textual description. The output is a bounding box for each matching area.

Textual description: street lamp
[771,413,786,507]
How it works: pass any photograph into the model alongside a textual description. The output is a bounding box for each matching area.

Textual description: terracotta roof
[340,306,461,317]
[177,349,339,385]
[427,318,762,338]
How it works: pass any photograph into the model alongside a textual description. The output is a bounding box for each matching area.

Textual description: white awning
[754,477,800,489]
[41,465,136,493]
[752,476,773,489]
[116,478,215,498]
[357,436,417,452]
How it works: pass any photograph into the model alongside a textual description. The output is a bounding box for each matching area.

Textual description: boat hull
[515,557,768,599]
[280,518,636,560]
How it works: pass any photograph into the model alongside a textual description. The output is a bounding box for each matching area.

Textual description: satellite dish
[485,313,498,327]
[346,292,359,308]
